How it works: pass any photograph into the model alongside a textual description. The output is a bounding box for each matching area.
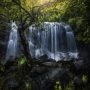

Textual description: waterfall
[65,25,78,59]
[28,22,78,61]
[6,22,78,62]
[6,22,19,61]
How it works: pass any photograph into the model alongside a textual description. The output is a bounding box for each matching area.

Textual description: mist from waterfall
[6,22,19,61]
[28,22,78,61]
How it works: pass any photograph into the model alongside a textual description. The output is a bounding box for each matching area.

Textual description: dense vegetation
[0,0,90,90]
[0,0,90,43]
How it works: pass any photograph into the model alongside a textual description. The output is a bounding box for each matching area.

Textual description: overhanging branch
[12,0,32,17]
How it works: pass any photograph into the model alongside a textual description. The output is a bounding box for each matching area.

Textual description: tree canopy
[0,0,90,44]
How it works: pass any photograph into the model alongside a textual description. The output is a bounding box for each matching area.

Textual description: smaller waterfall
[65,25,78,59]
[6,22,19,60]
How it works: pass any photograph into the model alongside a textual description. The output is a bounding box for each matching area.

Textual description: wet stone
[4,78,19,89]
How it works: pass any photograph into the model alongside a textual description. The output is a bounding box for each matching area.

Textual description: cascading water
[6,21,78,61]
[65,25,78,59]
[6,22,19,60]
[28,22,78,61]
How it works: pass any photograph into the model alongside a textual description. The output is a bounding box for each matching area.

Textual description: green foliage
[0,65,5,72]
[18,55,26,66]
[82,74,88,84]
[39,0,69,22]
[65,81,74,90]
[62,0,90,44]
[54,81,62,90]
[0,77,5,90]
[40,0,90,44]
[25,82,32,90]
[0,0,90,44]
[54,81,74,90]
[0,0,21,20]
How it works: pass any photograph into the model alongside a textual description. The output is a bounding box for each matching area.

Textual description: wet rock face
[74,60,84,70]
[39,54,48,60]
[73,76,83,85]
[0,29,9,61]
[3,78,20,90]
[30,67,72,90]
[77,41,90,60]
[48,68,71,87]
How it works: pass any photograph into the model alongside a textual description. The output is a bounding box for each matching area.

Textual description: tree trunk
[18,24,32,66]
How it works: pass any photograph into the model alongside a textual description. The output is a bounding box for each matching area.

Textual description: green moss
[54,81,62,90]
[65,81,74,90]
[18,55,26,66]
[82,74,88,84]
